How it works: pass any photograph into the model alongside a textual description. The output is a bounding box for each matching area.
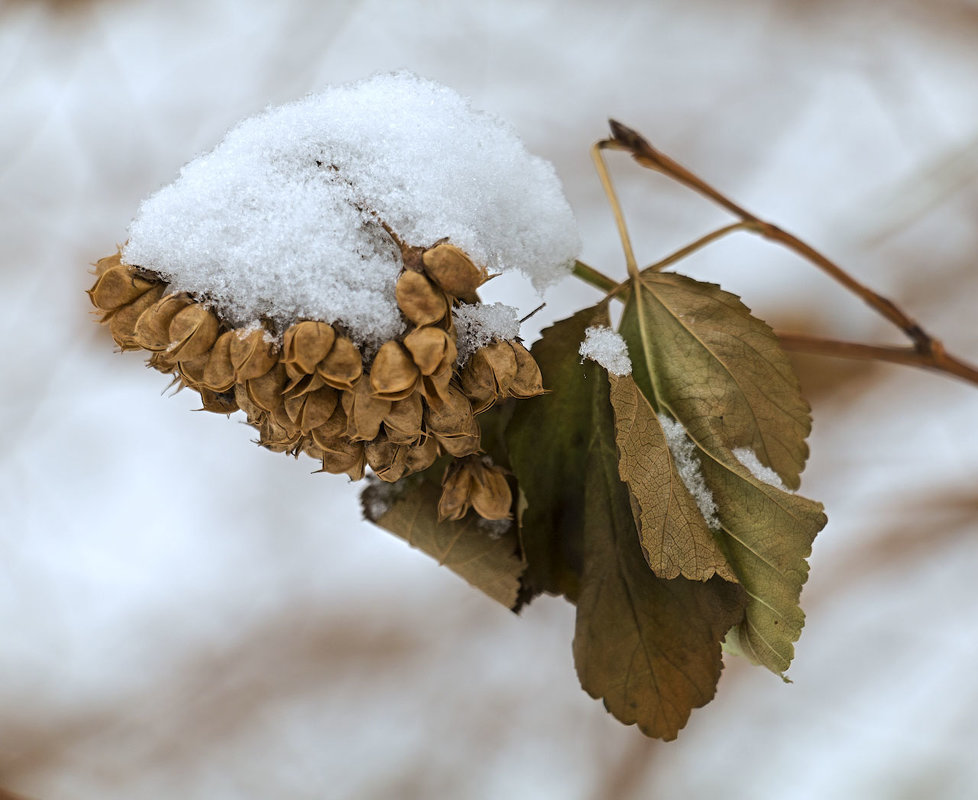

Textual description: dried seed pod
[365,435,411,483]
[93,250,122,278]
[167,304,220,361]
[88,264,160,312]
[459,351,497,413]
[283,320,336,375]
[438,457,512,522]
[395,270,448,326]
[310,404,349,451]
[176,352,210,390]
[133,293,192,351]
[403,326,457,376]
[230,326,277,381]
[284,384,339,433]
[508,341,545,398]
[257,416,304,453]
[318,439,366,481]
[460,340,520,412]
[421,243,488,299]
[246,363,288,414]
[370,341,420,401]
[318,336,362,390]
[234,383,264,422]
[107,283,165,350]
[425,385,480,457]
[383,392,424,445]
[197,388,238,415]
[201,331,237,392]
[403,436,439,475]
[419,361,454,407]
[469,461,513,520]
[342,378,392,442]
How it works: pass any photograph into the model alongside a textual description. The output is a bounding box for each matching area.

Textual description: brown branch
[604,119,978,387]
[776,333,978,385]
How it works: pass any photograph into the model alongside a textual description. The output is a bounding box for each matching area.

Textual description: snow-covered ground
[2,1,977,798]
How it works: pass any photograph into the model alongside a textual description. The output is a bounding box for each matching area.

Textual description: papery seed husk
[395,270,448,326]
[284,384,339,433]
[369,341,420,401]
[404,436,439,474]
[383,392,424,445]
[285,370,328,398]
[438,460,474,521]
[89,265,160,312]
[319,441,366,480]
[283,320,336,375]
[234,383,264,421]
[365,436,410,483]
[201,331,237,392]
[469,461,513,520]
[177,352,211,390]
[133,293,192,351]
[482,341,519,391]
[246,363,288,414]
[168,304,220,361]
[421,243,488,299]
[403,326,457,376]
[425,384,475,435]
[460,353,498,413]
[508,341,545,398]
[108,284,166,350]
[93,251,122,278]
[230,327,277,381]
[419,362,454,407]
[433,427,481,458]
[197,388,239,415]
[342,379,392,442]
[318,336,362,390]
[310,405,349,451]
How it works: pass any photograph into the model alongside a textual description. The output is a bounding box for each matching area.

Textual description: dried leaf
[609,374,736,582]
[509,306,746,738]
[620,271,810,489]
[364,473,524,609]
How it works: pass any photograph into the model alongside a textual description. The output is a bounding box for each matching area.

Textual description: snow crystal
[658,415,719,529]
[579,326,631,376]
[453,302,521,363]
[733,447,791,492]
[123,72,580,347]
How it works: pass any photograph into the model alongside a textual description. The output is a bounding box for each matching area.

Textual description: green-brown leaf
[609,374,736,583]
[620,270,810,489]
[696,447,826,675]
[362,472,525,610]
[507,305,610,601]
[573,363,747,739]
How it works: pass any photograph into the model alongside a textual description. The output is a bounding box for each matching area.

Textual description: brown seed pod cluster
[87,242,544,520]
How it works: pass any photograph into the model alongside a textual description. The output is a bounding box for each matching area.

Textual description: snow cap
[123,72,580,347]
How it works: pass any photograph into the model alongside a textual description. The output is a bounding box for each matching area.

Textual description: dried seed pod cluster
[88,243,544,520]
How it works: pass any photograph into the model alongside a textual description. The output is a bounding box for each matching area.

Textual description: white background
[2,1,977,797]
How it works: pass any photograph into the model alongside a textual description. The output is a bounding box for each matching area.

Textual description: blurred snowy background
[2,0,977,798]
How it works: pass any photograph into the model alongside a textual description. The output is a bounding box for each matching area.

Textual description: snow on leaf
[508,306,746,739]
[619,270,811,489]
[609,374,735,582]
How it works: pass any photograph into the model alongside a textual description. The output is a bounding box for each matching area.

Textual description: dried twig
[578,119,978,388]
